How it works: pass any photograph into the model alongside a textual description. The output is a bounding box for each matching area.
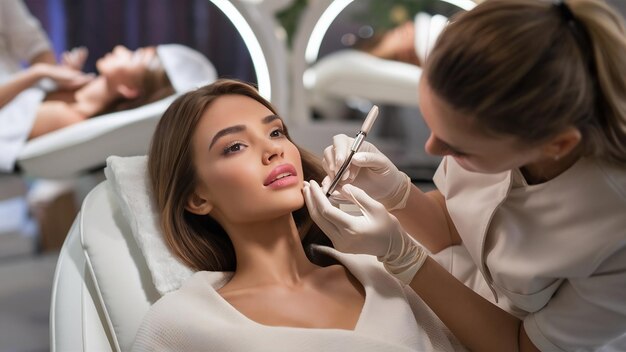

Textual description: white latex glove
[303,180,427,284]
[323,134,411,211]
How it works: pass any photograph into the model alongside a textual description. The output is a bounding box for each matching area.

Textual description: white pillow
[104,155,231,295]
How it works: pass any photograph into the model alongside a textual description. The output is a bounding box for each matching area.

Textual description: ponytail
[570,0,626,164]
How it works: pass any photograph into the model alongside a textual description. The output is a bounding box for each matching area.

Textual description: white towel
[0,88,44,172]
[104,155,195,295]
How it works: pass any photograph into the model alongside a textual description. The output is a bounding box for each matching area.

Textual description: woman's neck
[521,147,582,185]
[223,214,319,290]
[71,76,119,117]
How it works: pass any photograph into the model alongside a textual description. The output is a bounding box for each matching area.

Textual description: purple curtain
[24,0,255,83]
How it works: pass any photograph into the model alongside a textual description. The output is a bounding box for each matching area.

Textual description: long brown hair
[426,0,626,164]
[148,79,330,272]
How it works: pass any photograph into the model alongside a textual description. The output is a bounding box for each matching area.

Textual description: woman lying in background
[0,43,215,172]
[29,45,174,139]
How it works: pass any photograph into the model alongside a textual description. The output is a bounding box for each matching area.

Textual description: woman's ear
[185,192,213,215]
[541,127,582,160]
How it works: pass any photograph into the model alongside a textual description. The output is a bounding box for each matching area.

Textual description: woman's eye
[270,128,285,138]
[223,142,246,155]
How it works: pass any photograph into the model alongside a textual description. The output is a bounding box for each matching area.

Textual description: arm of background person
[0,67,46,108]
[29,50,57,65]
[0,64,91,109]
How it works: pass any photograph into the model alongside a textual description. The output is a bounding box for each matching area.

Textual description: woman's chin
[292,198,306,212]
[285,195,305,212]
[257,196,305,220]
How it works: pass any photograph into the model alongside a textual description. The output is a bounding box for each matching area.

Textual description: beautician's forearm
[0,68,44,108]
[30,50,57,65]
[410,257,540,352]
[391,186,459,253]
[0,51,56,108]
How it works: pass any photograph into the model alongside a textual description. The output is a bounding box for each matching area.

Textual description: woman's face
[190,94,304,224]
[418,78,543,173]
[96,45,157,90]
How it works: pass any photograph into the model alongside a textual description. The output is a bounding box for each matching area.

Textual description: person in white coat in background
[0,0,92,247]
[303,0,626,351]
[0,0,92,108]
[0,0,92,172]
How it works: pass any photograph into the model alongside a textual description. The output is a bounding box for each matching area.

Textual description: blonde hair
[425,0,626,164]
[148,79,329,272]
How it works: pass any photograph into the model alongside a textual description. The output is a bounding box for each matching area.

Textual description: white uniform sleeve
[0,0,52,63]
[524,246,626,352]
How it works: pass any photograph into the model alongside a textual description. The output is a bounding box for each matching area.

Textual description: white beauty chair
[50,155,200,352]
[50,180,159,351]
[304,50,423,109]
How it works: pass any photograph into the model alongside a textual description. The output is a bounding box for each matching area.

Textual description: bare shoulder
[30,101,87,138]
[38,100,83,117]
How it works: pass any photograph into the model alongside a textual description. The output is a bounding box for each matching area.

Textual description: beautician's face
[96,45,156,89]
[191,94,304,224]
[418,78,543,173]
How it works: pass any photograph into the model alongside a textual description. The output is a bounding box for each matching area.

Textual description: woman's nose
[262,141,284,164]
[425,133,448,156]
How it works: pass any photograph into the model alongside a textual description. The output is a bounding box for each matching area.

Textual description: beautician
[303,0,626,351]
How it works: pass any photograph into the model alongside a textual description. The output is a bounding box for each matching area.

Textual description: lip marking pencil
[325,105,379,197]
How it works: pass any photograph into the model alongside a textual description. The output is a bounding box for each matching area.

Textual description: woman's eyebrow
[208,114,282,150]
[209,125,245,150]
[262,114,281,124]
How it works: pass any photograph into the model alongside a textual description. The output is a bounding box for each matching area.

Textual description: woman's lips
[264,164,298,188]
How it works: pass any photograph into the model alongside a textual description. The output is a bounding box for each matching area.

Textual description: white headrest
[157,44,218,93]
[105,156,193,294]
[306,50,422,107]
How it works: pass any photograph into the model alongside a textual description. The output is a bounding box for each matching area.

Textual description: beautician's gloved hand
[303,180,428,284]
[323,134,411,211]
